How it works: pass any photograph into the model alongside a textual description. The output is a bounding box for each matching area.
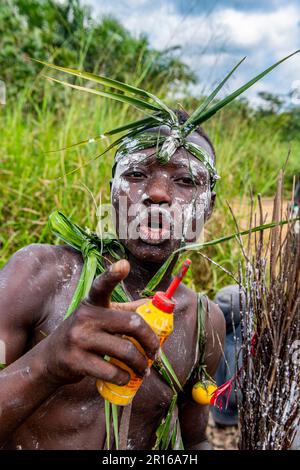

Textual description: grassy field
[0,73,299,297]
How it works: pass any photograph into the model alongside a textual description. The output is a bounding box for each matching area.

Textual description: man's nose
[143,174,172,206]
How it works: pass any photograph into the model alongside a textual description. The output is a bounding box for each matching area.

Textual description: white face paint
[111,152,148,200]
[110,146,213,243]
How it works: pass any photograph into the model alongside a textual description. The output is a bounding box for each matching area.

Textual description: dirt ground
[231,197,290,232]
[207,413,239,450]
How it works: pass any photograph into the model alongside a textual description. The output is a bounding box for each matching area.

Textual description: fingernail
[110,259,128,273]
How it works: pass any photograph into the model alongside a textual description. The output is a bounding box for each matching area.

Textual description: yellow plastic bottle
[96,259,191,406]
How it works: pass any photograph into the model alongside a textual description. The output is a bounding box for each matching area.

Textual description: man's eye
[175,176,198,186]
[126,171,146,179]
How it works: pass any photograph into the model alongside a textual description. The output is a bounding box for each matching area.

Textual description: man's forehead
[147,124,214,161]
[121,147,209,176]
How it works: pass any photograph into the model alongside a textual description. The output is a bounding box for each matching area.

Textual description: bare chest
[17,274,198,449]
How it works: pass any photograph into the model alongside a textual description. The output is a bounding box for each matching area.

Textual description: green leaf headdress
[36,50,299,189]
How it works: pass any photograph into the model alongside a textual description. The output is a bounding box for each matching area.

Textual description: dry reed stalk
[238,173,300,450]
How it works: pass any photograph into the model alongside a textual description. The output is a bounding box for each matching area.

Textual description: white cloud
[218,5,300,54]
[83,0,300,105]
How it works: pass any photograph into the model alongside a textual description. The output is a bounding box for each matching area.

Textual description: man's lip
[139,224,171,245]
[139,210,173,232]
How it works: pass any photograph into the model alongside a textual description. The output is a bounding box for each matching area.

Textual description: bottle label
[98,301,174,405]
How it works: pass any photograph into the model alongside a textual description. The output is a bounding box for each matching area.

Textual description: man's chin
[138,225,171,246]
[122,237,180,265]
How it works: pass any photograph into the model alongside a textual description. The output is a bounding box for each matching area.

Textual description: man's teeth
[150,222,161,229]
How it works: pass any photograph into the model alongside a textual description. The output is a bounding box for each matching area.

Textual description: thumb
[86,259,130,307]
[110,298,148,312]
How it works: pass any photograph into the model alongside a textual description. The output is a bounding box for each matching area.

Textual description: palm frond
[187,50,300,129]
[35,59,177,122]
[182,56,246,134]
[44,75,160,113]
[46,116,161,154]
[35,59,160,102]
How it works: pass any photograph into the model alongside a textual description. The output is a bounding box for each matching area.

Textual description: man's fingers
[99,309,160,360]
[86,259,130,307]
[82,351,131,385]
[84,332,149,377]
[110,298,148,312]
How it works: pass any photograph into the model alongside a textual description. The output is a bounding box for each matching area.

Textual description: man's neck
[123,252,177,300]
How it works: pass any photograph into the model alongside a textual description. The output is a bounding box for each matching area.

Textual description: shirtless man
[0,118,225,450]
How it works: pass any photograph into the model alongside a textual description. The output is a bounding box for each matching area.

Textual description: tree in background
[0,0,196,104]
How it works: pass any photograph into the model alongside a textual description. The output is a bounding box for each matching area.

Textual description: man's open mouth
[138,209,172,245]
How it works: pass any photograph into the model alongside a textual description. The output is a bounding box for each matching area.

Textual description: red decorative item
[210,377,235,410]
[250,332,258,357]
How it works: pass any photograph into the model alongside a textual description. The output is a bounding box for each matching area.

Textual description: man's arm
[0,245,63,446]
[0,248,159,447]
[179,301,225,450]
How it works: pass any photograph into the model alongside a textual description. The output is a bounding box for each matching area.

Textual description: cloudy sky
[83,0,300,106]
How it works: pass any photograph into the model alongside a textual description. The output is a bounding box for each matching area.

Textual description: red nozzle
[165,258,192,299]
[152,259,192,313]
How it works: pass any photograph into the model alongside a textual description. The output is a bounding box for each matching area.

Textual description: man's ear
[206,191,216,221]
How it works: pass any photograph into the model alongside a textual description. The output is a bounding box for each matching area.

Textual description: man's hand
[42,259,160,387]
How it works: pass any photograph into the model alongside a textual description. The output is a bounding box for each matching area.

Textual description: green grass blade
[143,217,299,296]
[82,254,98,298]
[104,400,111,450]
[184,141,218,177]
[141,252,175,297]
[152,361,175,391]
[171,421,177,448]
[104,116,164,135]
[160,394,178,449]
[190,50,300,128]
[160,349,183,392]
[46,116,160,154]
[178,217,299,254]
[183,56,246,133]
[63,254,97,319]
[34,59,164,106]
[44,75,160,113]
[49,210,85,249]
[55,126,148,178]
[147,92,178,124]
[63,260,87,319]
[112,404,119,450]
[35,59,177,122]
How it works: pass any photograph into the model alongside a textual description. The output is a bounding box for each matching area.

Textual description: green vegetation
[0,0,195,101]
[1,0,299,297]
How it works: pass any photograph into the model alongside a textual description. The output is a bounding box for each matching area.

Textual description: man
[212,285,242,428]
[0,112,225,450]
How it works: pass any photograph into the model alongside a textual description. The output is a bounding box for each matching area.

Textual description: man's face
[110,131,215,264]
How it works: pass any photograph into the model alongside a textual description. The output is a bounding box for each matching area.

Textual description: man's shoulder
[177,284,224,327]
[9,243,81,268]
[0,243,83,328]
[206,298,225,330]
[2,243,83,293]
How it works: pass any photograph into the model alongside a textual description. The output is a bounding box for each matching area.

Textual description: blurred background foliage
[0,0,299,297]
[0,0,196,102]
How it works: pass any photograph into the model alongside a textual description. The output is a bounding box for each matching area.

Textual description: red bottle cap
[152,291,176,313]
[151,258,191,314]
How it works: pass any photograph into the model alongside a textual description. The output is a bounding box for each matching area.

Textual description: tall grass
[1,74,299,296]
